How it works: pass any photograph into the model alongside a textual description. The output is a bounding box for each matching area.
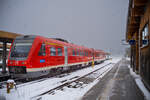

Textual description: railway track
[0,63,90,89]
[0,61,107,89]
[0,71,71,89]
[31,63,114,100]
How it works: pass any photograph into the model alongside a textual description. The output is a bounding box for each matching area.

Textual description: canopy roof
[126,0,148,41]
[0,30,22,43]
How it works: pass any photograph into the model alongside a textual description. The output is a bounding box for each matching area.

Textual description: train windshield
[10,43,32,58]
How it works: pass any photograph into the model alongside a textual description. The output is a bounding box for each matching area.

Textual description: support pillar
[135,32,139,72]
[2,41,7,74]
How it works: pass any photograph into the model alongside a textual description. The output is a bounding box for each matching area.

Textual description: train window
[80,50,82,56]
[89,52,91,56]
[86,52,88,56]
[58,48,62,56]
[82,51,84,56]
[80,49,82,56]
[78,50,80,56]
[38,43,46,56]
[50,47,56,56]
[96,53,98,57]
[76,50,78,56]
[100,54,101,57]
[84,51,87,56]
[84,51,86,56]
[72,49,76,56]
[76,50,79,56]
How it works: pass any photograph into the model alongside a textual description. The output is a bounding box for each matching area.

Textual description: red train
[7,35,106,78]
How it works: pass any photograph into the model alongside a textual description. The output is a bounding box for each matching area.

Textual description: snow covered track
[32,63,114,100]
[0,58,121,100]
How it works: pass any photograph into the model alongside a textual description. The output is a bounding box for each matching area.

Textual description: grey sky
[0,0,129,55]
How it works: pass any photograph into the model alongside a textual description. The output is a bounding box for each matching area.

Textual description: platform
[82,58,144,100]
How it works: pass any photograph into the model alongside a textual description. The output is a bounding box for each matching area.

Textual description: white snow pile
[128,65,150,100]
[126,57,130,61]
[0,60,2,64]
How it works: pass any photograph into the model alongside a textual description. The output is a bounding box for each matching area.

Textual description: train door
[64,46,68,66]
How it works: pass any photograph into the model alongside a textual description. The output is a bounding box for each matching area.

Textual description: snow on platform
[82,58,147,100]
[128,65,150,100]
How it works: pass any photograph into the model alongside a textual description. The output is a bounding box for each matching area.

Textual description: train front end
[7,35,35,77]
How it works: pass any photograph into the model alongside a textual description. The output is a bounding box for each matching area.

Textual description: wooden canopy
[126,0,148,41]
[0,30,22,43]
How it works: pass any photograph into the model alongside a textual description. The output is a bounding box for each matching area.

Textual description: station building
[126,0,150,90]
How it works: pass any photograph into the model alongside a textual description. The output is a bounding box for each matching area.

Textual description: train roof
[52,38,69,43]
[36,35,91,50]
[15,35,36,40]
[15,35,104,52]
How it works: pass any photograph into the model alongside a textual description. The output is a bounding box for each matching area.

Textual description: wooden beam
[128,23,139,28]
[128,22,139,33]
[131,7,144,17]
[127,27,139,35]
[133,0,148,7]
[128,27,139,31]
[129,16,140,24]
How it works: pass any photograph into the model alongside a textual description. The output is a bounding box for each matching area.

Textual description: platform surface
[82,58,144,100]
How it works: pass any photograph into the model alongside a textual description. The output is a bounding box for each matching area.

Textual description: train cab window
[58,48,62,56]
[38,43,46,56]
[50,47,56,56]
[72,49,76,56]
